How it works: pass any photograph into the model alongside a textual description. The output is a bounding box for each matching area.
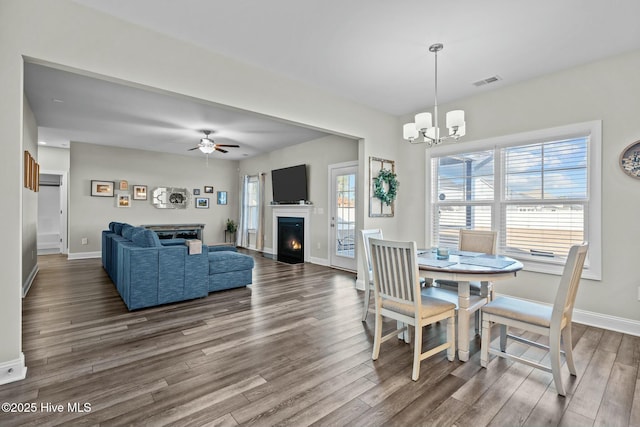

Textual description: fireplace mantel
[271,206,311,262]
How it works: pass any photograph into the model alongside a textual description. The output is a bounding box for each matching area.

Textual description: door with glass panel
[329,163,357,271]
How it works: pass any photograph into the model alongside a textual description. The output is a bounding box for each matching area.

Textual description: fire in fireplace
[277,216,304,264]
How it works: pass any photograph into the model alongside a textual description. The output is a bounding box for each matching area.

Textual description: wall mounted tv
[271,164,308,204]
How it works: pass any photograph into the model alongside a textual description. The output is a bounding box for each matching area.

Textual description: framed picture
[117,194,131,207]
[24,151,31,189]
[217,191,227,205]
[132,185,147,200]
[620,139,640,179]
[91,180,115,197]
[193,188,200,195]
[195,197,209,209]
[204,186,214,193]
[119,180,129,191]
[369,156,395,217]
[34,162,40,192]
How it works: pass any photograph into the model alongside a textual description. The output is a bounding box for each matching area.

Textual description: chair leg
[372,310,382,360]
[474,310,481,335]
[480,317,490,367]
[499,324,508,352]
[447,315,456,361]
[412,323,423,381]
[362,283,371,321]
[550,328,566,396]
[562,326,577,376]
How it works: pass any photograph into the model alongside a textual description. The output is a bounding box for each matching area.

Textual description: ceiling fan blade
[215,147,228,153]
[188,146,201,151]
[215,144,240,148]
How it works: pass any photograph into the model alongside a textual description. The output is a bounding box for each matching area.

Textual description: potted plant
[226,218,237,234]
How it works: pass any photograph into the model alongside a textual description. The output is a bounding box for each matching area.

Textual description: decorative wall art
[620,140,640,179]
[133,185,147,200]
[195,197,209,209]
[204,186,214,193]
[217,191,227,205]
[369,156,397,217]
[117,194,131,207]
[119,180,129,191]
[193,188,200,195]
[91,180,115,197]
[23,151,40,192]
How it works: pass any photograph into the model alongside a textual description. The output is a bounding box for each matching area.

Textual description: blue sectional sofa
[102,222,254,310]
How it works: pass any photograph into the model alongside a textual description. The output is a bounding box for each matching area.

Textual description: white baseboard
[572,309,640,337]
[22,264,39,297]
[67,251,101,260]
[309,257,329,267]
[495,293,640,337]
[0,353,27,385]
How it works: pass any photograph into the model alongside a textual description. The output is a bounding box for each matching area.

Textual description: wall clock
[620,140,640,179]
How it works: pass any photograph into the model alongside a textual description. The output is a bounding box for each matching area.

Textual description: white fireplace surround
[271,206,311,262]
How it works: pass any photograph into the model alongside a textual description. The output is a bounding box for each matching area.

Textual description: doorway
[329,162,357,271]
[38,170,67,255]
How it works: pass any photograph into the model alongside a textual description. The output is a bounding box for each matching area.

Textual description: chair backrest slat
[369,238,420,308]
[552,242,589,327]
[360,229,383,283]
[459,229,497,255]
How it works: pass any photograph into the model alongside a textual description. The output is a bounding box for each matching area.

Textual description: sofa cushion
[121,224,135,240]
[208,251,254,274]
[132,229,162,248]
[208,245,237,253]
[114,222,125,235]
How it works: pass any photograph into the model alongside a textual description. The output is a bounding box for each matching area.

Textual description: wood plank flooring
[1,252,638,426]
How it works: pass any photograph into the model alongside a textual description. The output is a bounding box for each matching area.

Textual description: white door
[329,162,357,271]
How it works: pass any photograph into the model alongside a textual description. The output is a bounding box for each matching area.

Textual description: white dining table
[417,250,523,362]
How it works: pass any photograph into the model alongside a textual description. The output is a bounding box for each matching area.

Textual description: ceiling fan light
[199,145,215,154]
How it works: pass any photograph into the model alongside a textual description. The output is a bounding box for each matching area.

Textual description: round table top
[417,250,523,276]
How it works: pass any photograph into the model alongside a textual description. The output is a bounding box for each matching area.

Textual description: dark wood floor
[1,252,638,426]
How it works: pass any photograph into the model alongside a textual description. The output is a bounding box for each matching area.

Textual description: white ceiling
[27,0,640,157]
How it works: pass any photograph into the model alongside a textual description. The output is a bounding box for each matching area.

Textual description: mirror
[152,187,190,209]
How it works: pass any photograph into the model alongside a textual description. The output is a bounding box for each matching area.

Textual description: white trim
[495,293,640,337]
[309,256,329,266]
[22,264,39,297]
[328,161,358,271]
[355,278,367,291]
[0,353,27,385]
[426,120,602,280]
[67,251,101,260]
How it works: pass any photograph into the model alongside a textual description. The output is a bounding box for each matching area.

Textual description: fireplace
[277,217,304,264]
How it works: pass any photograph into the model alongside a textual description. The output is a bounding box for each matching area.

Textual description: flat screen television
[271,164,308,203]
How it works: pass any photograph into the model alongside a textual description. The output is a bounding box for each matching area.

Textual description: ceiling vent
[473,75,502,87]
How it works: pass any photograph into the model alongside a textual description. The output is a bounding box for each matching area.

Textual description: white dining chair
[437,229,498,300]
[360,228,383,321]
[480,242,589,396]
[369,238,456,381]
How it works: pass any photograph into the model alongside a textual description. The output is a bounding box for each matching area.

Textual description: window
[246,176,259,230]
[427,121,601,279]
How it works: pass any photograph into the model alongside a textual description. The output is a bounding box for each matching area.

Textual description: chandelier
[403,43,466,146]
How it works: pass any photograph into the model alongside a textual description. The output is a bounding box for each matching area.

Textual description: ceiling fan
[188,130,239,154]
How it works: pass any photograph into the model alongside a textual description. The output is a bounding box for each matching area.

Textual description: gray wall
[22,96,38,289]
[69,142,240,253]
[239,134,358,261]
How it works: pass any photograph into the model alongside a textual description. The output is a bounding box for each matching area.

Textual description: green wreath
[373,169,399,206]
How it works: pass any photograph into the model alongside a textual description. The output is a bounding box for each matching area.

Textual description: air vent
[473,75,502,87]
